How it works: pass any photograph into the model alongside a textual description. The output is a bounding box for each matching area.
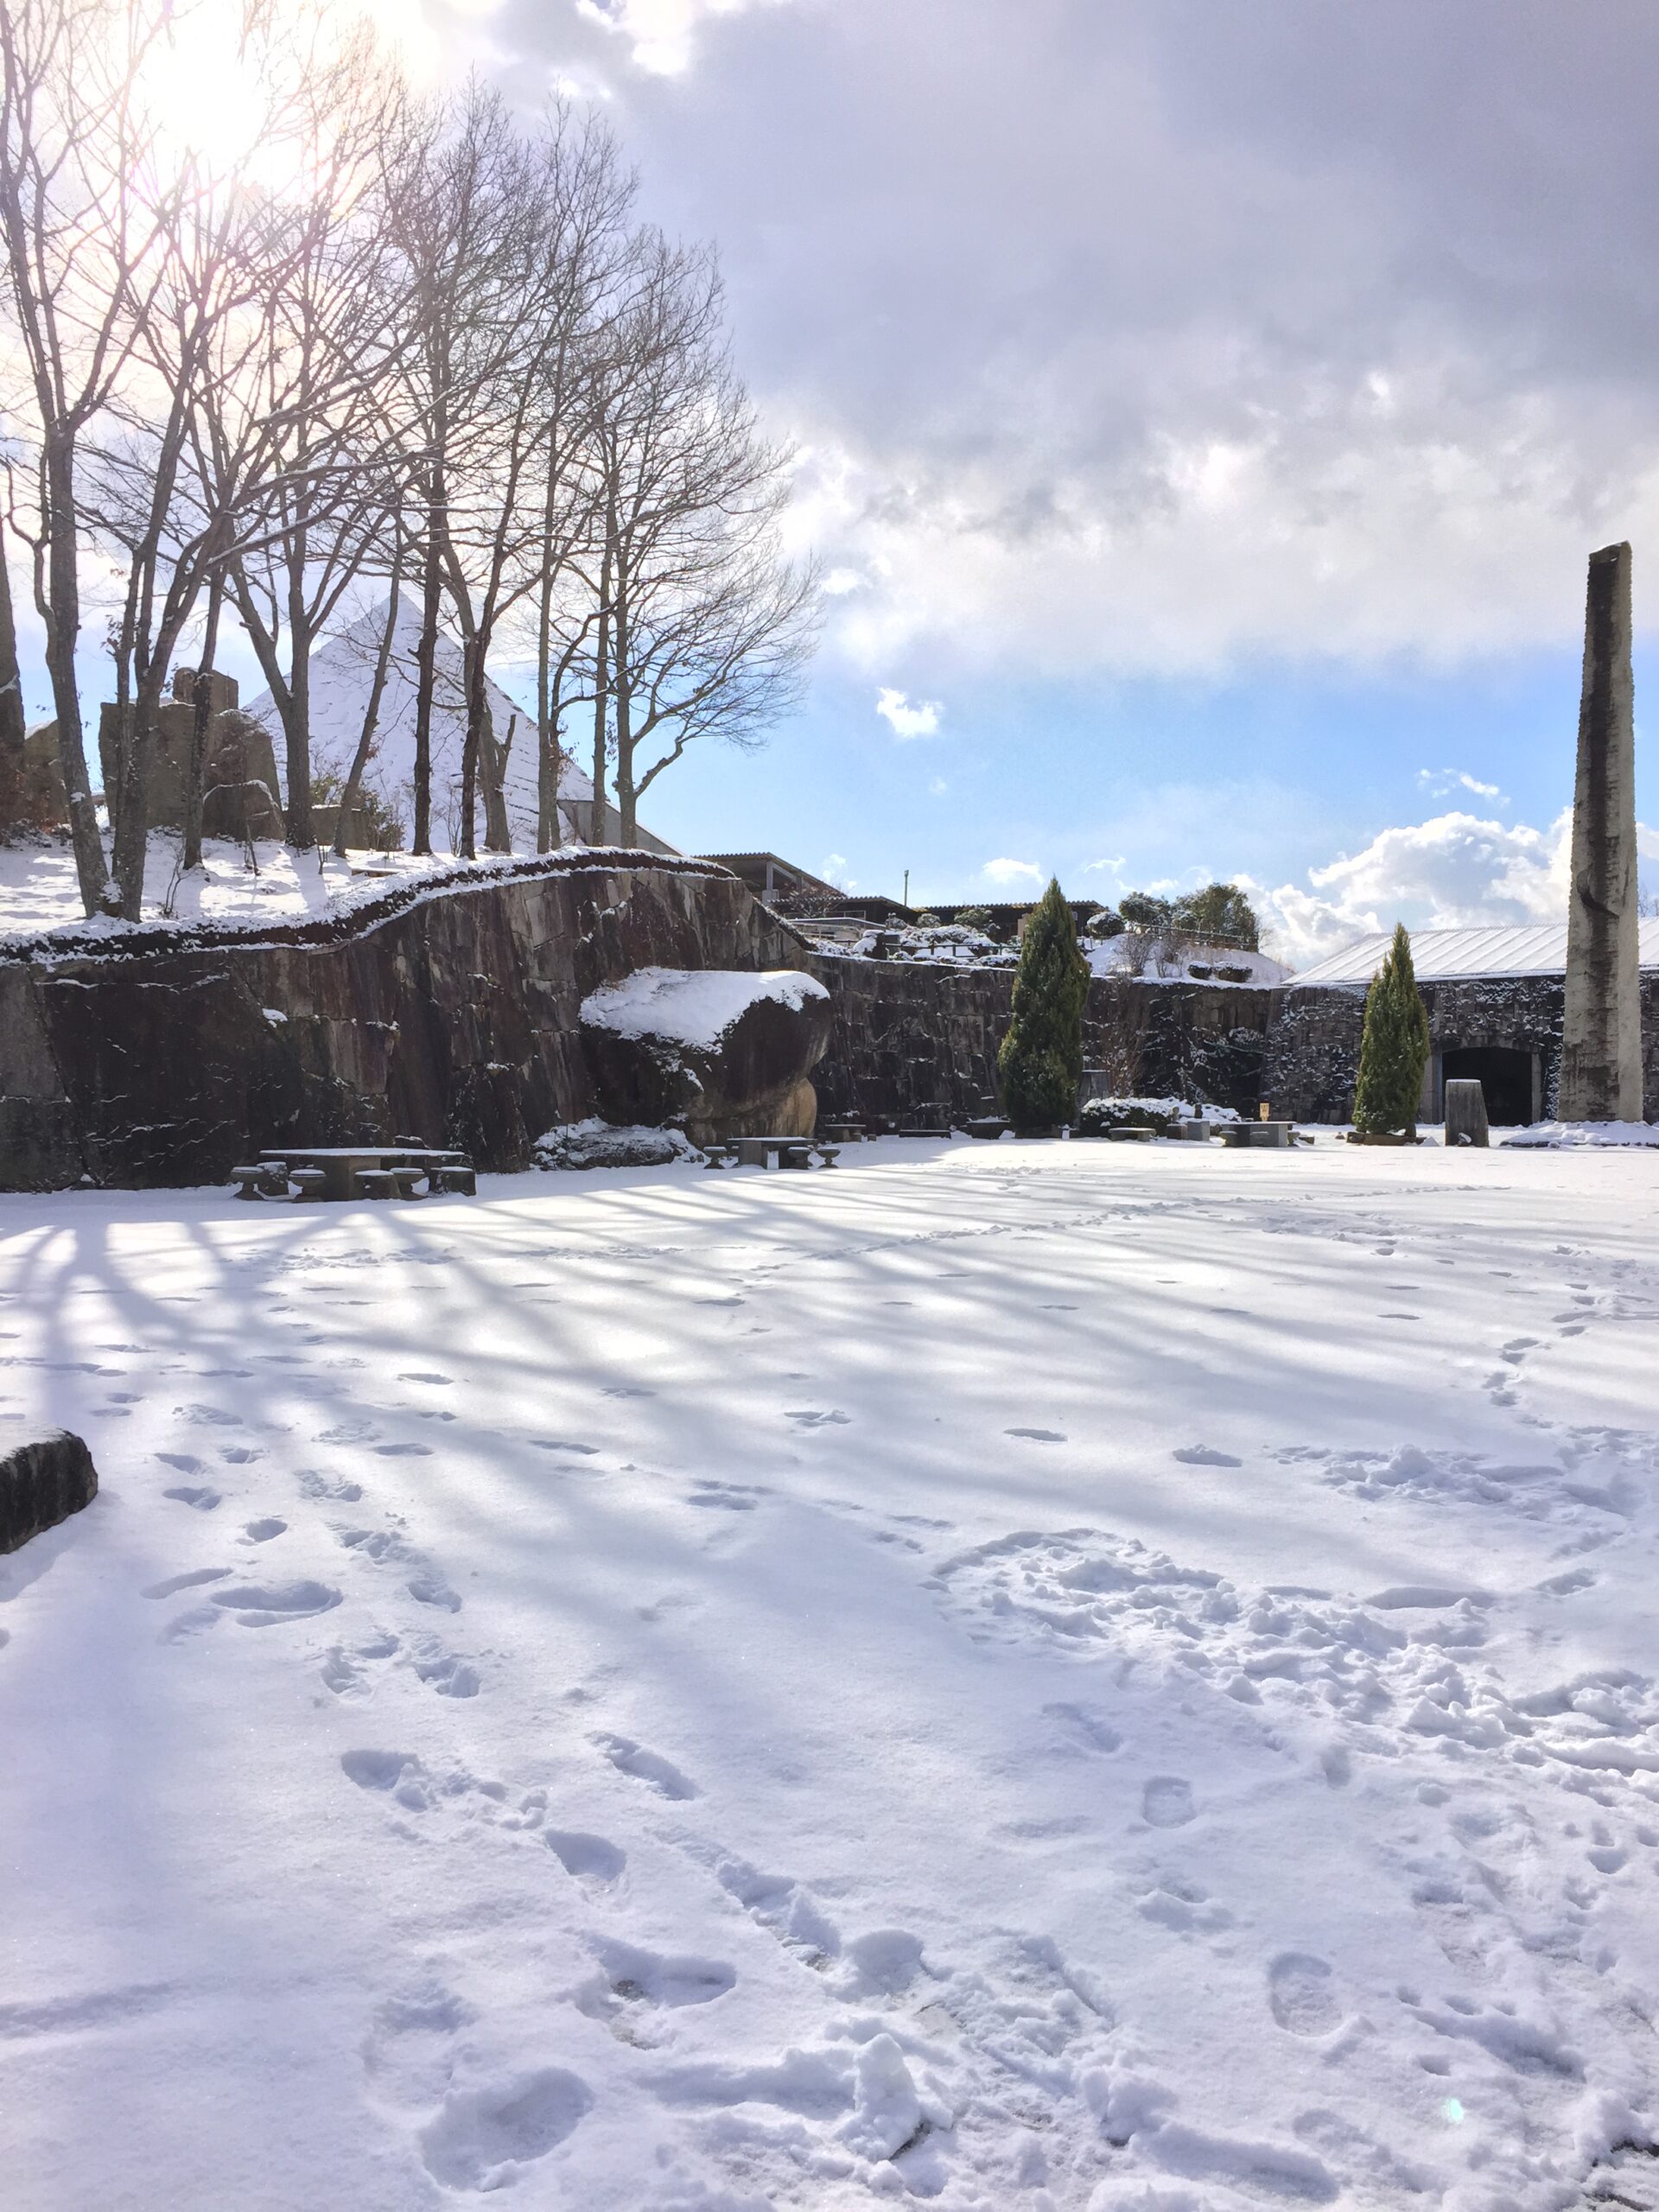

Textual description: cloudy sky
[284,4,1659,951]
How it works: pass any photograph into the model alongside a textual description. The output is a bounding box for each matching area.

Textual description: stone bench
[1218,1122,1292,1149]
[231,1163,289,1199]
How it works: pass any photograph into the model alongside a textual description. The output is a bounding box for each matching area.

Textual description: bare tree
[0,0,184,912]
[385,84,542,857]
[220,22,414,852]
[439,105,632,858]
[595,238,817,847]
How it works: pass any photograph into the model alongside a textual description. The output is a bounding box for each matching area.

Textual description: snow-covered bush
[531,1119,702,1170]
[1077,1096,1240,1135]
[849,922,1015,967]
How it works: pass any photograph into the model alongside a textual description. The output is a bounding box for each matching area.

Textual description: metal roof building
[1289,918,1659,989]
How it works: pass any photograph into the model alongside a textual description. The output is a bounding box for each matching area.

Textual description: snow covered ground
[0,832,453,943]
[3,1140,1658,2211]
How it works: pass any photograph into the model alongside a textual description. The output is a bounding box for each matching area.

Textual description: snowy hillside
[3,1140,1658,2208]
[244,602,672,858]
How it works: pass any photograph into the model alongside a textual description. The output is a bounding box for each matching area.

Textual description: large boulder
[1,1429,98,1554]
[580,966,831,1142]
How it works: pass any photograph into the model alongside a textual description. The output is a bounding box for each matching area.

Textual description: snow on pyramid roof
[243,601,673,855]
[1289,917,1659,988]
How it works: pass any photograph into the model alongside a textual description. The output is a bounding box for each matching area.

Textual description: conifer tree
[997,878,1089,1131]
[1352,922,1431,1136]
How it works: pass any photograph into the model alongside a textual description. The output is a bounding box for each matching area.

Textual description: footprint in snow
[1268,1953,1342,2036]
[219,1446,263,1465]
[601,1386,654,1399]
[398,1372,454,1386]
[1173,1445,1242,1466]
[593,1732,699,1800]
[418,2069,591,2193]
[1006,1427,1066,1443]
[1043,1701,1122,1755]
[298,1471,363,1503]
[315,1420,377,1444]
[530,1439,601,1455]
[407,1573,462,1612]
[545,1830,627,1886]
[210,1579,342,1627]
[362,1981,478,2111]
[240,1518,286,1543]
[143,1567,231,1599]
[174,1403,242,1427]
[162,1485,221,1511]
[785,1409,850,1428]
[579,1937,734,2021]
[1142,1776,1196,1828]
[374,1442,433,1458]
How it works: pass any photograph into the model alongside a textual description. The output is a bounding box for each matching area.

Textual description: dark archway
[1441,1045,1535,1126]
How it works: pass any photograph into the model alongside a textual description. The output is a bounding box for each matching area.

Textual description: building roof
[1289,918,1659,988]
[699,852,851,904]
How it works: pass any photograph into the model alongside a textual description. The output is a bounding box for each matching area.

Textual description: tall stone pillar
[1560,541,1643,1122]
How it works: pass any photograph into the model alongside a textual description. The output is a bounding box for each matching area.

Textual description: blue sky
[641,641,1658,925]
[434,0,1659,960]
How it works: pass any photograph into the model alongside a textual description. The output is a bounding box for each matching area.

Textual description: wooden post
[1444,1078,1490,1148]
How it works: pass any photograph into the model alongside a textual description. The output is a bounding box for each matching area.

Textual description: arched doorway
[1440,1046,1536,1126]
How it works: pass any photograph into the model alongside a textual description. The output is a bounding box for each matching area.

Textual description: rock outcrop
[0,854,812,1189]
[580,967,831,1142]
[1,1430,98,1554]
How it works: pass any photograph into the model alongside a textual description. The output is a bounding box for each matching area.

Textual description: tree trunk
[589,530,612,846]
[480,695,512,852]
[283,534,314,849]
[337,577,401,857]
[411,492,442,856]
[181,571,224,871]
[41,439,114,912]
[459,629,481,860]
[0,531,26,779]
[613,600,634,847]
[111,668,168,919]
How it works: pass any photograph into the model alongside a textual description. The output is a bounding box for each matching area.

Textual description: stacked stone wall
[806,957,1274,1125]
[1263,972,1659,1123]
[0,855,808,1190]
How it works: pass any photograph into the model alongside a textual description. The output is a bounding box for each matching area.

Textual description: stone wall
[808,955,1274,1125]
[0,855,810,1190]
[1263,972,1659,1123]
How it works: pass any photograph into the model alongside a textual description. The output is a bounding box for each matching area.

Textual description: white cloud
[1417,766,1503,801]
[787,374,1659,682]
[982,857,1045,887]
[821,567,866,597]
[820,852,854,888]
[928,776,948,795]
[875,687,943,740]
[1249,807,1584,968]
[573,0,785,75]
[1083,855,1128,879]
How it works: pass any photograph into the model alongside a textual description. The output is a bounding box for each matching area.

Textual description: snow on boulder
[1,1429,98,1554]
[580,966,832,1143]
[531,1119,702,1171]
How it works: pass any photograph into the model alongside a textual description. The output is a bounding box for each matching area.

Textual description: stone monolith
[1560,542,1643,1122]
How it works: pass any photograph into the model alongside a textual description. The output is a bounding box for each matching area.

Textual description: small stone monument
[1560,543,1643,1122]
[1443,1078,1490,1147]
